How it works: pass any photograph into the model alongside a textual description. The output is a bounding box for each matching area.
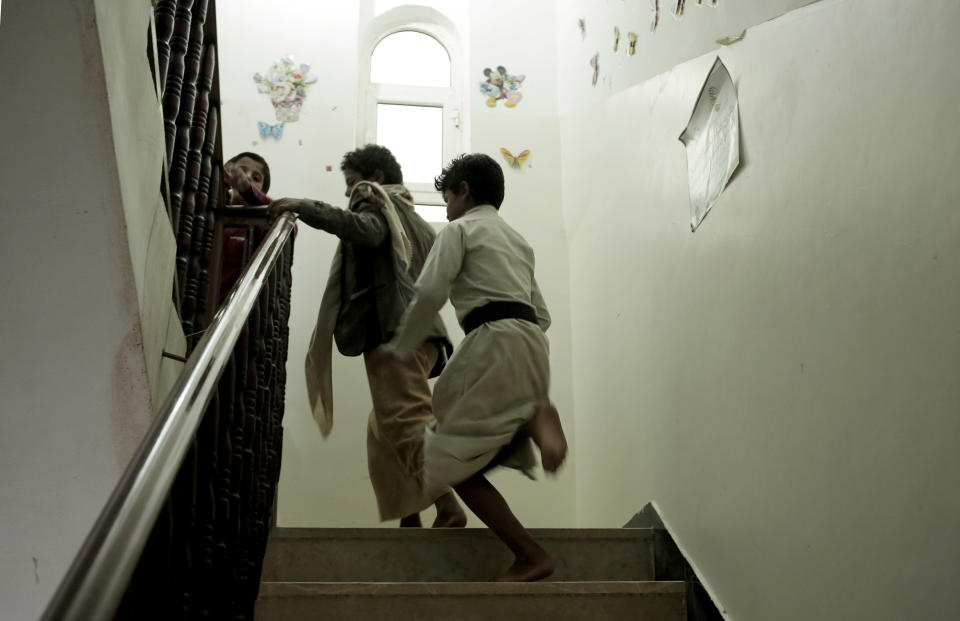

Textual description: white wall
[560,0,960,619]
[218,0,577,527]
[94,0,187,410]
[555,0,821,114]
[0,1,158,618]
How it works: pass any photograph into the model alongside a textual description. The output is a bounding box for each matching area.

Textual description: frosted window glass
[377,104,443,185]
[414,204,447,222]
[371,31,450,87]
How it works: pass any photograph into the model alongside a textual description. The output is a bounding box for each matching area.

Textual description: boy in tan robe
[270,145,464,527]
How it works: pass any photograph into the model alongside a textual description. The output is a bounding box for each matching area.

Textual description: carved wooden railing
[40,214,296,621]
[40,1,294,619]
[154,0,223,337]
[116,216,294,620]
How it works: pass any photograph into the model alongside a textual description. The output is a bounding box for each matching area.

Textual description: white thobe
[391,205,551,496]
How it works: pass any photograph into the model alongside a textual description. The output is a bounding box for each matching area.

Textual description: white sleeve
[531,274,551,332]
[390,224,465,357]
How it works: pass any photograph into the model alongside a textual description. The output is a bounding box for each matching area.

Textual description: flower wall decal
[253,55,318,122]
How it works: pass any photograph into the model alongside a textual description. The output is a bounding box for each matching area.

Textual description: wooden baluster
[170,442,198,618]
[213,356,235,611]
[227,323,250,613]
[191,106,218,287]
[196,106,218,222]
[195,166,219,328]
[162,0,194,163]
[269,253,285,489]
[190,392,218,616]
[267,244,293,526]
[168,124,190,247]
[242,309,261,617]
[271,250,291,486]
[252,272,280,588]
[154,0,178,89]
[175,137,201,307]
[276,256,290,450]
[141,497,176,619]
[178,44,216,328]
[179,0,209,133]
[252,284,272,565]
[236,295,262,612]
[169,0,208,236]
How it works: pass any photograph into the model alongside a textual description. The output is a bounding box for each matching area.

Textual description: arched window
[360,9,465,221]
[371,31,450,87]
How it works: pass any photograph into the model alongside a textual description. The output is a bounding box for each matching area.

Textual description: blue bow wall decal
[258,121,285,140]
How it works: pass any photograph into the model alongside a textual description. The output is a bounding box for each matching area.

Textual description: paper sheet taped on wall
[679,57,740,231]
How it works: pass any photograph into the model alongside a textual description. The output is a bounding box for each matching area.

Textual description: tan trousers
[363,341,439,521]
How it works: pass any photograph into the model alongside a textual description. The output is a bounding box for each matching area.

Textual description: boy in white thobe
[389,153,567,581]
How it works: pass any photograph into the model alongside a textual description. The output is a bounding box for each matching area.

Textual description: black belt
[463,301,537,335]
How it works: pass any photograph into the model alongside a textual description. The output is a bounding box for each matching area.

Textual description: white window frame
[358,7,467,209]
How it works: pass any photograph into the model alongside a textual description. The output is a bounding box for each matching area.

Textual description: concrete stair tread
[262,527,656,582]
[255,580,686,620]
[259,580,685,597]
[269,527,653,540]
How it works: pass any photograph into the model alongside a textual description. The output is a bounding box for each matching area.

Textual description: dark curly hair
[340,144,403,184]
[434,153,505,209]
[227,152,271,192]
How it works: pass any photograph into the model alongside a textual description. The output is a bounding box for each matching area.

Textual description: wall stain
[111,325,153,470]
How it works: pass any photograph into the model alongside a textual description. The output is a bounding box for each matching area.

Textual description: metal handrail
[40,212,297,621]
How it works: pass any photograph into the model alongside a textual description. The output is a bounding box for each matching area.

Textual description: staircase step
[262,528,655,582]
[254,581,685,621]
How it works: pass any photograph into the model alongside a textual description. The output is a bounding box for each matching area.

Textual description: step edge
[258,580,686,598]
[268,527,654,541]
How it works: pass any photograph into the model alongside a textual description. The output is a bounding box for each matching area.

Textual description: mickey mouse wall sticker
[479,65,526,108]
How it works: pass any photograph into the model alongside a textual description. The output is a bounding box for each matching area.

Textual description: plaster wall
[0,1,158,617]
[560,1,960,618]
[217,0,577,527]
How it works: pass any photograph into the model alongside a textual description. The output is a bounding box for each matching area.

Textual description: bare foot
[399,513,422,528]
[432,510,467,528]
[528,402,568,473]
[494,554,556,582]
[432,492,467,528]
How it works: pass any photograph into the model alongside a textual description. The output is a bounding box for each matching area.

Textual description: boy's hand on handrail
[268,198,310,220]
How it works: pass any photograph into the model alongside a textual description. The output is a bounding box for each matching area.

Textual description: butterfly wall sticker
[673,0,686,19]
[258,121,285,140]
[589,53,599,86]
[500,148,530,168]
